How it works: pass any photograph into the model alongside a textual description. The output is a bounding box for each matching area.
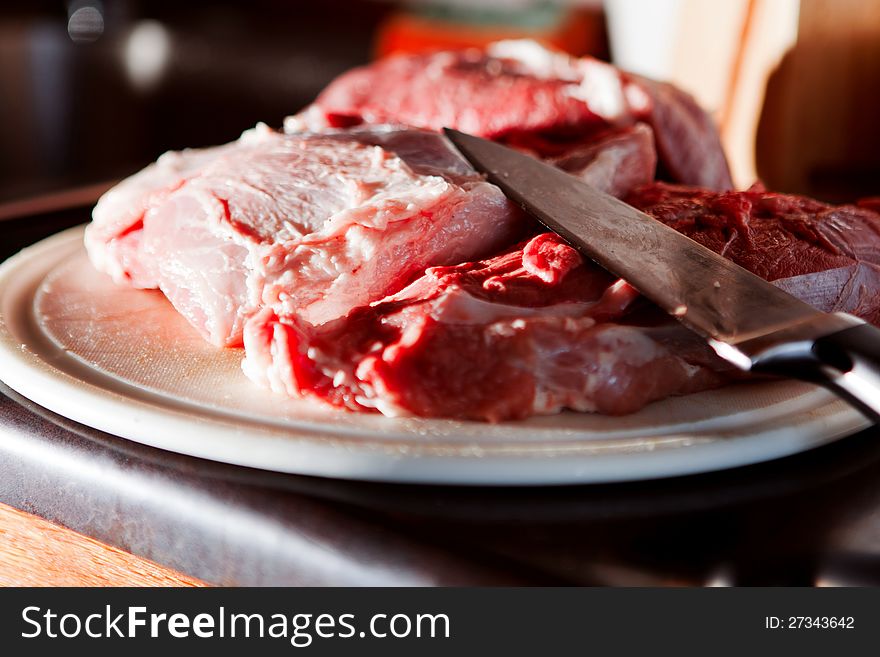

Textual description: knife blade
[444,128,880,422]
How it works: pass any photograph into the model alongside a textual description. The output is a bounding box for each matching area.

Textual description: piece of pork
[286,39,731,191]
[85,126,525,346]
[539,124,657,199]
[242,233,728,420]
[243,185,880,421]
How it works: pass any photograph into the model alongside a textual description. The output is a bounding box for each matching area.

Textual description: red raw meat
[243,186,880,421]
[626,183,880,324]
[242,233,727,420]
[527,124,658,200]
[83,39,880,422]
[287,40,731,190]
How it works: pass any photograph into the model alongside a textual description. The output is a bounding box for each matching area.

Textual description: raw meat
[243,185,880,421]
[526,124,657,200]
[287,40,731,190]
[84,41,880,422]
[85,125,525,346]
[626,183,880,324]
[242,233,728,420]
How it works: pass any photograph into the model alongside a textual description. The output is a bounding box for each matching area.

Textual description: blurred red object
[375,5,607,59]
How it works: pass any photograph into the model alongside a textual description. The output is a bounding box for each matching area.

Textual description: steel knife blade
[444,127,880,422]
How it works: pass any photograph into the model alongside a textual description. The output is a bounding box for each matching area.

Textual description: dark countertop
[3,206,880,586]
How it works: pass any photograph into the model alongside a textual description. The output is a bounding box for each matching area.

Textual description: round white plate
[0,226,871,485]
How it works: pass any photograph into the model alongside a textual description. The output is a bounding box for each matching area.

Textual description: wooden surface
[0,502,206,587]
[755,0,880,200]
[655,0,880,197]
[718,0,800,189]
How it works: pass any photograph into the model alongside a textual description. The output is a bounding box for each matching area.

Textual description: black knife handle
[750,323,880,424]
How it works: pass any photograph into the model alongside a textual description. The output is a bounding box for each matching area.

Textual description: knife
[444,128,880,423]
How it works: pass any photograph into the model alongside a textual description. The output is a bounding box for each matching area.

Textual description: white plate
[0,226,870,484]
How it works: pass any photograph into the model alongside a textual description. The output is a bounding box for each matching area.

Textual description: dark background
[0,0,393,202]
[2,0,878,205]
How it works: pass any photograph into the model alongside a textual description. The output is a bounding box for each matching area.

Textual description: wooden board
[755,0,880,200]
[0,502,207,587]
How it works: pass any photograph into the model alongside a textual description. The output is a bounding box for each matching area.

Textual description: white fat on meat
[486,39,634,123]
[85,126,523,346]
